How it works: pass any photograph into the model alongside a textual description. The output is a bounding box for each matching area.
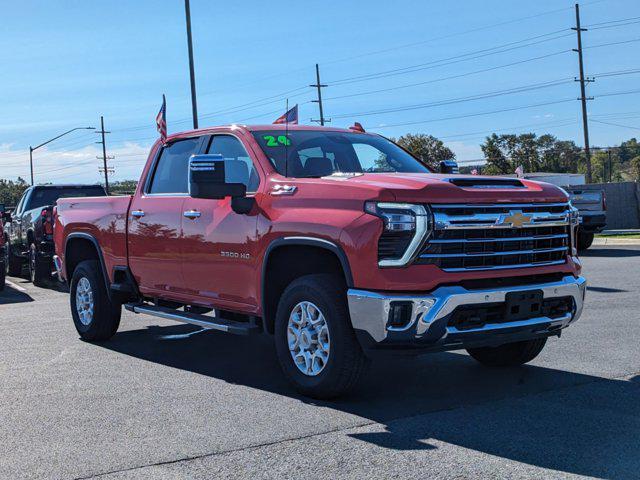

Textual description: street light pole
[29,126,95,185]
[184,0,199,129]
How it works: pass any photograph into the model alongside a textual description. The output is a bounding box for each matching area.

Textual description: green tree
[481,133,581,175]
[392,133,455,169]
[631,156,640,181]
[110,180,138,195]
[0,177,29,207]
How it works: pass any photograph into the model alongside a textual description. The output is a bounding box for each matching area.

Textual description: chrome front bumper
[347,275,586,352]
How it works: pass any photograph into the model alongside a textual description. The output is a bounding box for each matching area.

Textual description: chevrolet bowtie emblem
[498,211,533,228]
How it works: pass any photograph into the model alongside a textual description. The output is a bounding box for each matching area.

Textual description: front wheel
[466,338,547,367]
[70,260,121,341]
[577,231,594,251]
[274,274,369,399]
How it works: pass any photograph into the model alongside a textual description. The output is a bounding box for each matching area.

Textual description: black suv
[4,185,107,285]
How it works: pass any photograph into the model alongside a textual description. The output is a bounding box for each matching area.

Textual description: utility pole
[310,63,328,126]
[96,116,111,194]
[573,3,594,183]
[184,0,199,129]
[607,149,612,183]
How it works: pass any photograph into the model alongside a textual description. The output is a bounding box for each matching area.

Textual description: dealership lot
[1,246,639,479]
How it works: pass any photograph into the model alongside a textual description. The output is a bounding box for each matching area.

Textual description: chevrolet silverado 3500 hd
[54,124,586,398]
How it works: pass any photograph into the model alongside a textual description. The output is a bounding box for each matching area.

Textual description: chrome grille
[417,203,571,271]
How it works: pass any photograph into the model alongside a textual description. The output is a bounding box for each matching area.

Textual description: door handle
[183,210,201,219]
[131,210,145,218]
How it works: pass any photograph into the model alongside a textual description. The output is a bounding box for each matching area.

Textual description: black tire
[274,274,369,399]
[6,240,22,276]
[467,337,547,367]
[0,260,5,291]
[70,260,121,341]
[29,243,50,287]
[577,231,594,251]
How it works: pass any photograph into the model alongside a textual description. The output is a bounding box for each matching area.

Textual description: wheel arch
[64,233,110,295]
[260,236,353,334]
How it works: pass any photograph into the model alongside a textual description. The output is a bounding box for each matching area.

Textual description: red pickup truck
[54,124,586,398]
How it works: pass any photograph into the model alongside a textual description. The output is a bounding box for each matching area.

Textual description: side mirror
[189,154,247,200]
[439,160,459,174]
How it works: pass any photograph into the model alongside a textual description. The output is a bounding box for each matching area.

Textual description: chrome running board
[124,303,259,335]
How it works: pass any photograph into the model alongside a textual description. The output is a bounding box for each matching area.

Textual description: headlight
[365,202,431,267]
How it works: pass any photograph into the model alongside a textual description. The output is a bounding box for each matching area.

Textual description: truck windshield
[251,130,431,178]
[27,186,106,211]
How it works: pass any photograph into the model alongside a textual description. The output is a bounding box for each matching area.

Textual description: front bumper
[347,275,586,354]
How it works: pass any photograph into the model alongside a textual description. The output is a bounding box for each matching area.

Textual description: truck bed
[54,195,133,282]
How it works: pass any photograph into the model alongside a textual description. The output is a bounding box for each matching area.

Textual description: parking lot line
[5,280,27,292]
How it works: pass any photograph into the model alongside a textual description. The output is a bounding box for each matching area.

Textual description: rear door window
[148,138,202,194]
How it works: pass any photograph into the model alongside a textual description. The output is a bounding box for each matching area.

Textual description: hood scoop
[446,178,525,189]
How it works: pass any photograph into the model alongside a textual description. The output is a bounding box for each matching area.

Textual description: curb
[593,238,640,246]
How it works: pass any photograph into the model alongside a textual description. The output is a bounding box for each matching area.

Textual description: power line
[584,14,640,28]
[437,118,579,140]
[331,78,574,119]
[373,98,577,130]
[321,3,581,66]
[584,37,640,50]
[591,119,640,131]
[328,31,574,86]
[323,50,571,102]
[370,88,640,130]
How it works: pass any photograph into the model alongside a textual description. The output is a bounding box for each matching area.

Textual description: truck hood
[322,172,569,204]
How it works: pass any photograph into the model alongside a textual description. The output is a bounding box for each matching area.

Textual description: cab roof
[164,123,371,142]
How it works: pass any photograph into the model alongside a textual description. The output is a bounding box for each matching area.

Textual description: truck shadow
[0,281,34,304]
[100,324,639,479]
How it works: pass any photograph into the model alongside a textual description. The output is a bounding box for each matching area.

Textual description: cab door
[128,136,205,299]
[180,133,263,313]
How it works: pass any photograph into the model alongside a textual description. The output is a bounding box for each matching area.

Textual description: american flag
[156,94,167,143]
[273,104,298,125]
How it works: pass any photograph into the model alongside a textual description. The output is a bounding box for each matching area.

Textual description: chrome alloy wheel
[287,301,331,376]
[75,277,94,326]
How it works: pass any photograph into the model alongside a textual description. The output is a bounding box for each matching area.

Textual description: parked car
[54,124,585,398]
[566,187,607,250]
[5,184,107,285]
[513,174,606,252]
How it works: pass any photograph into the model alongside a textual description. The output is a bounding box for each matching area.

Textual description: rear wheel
[274,274,369,399]
[0,257,5,291]
[577,231,594,251]
[5,241,22,276]
[467,338,547,367]
[29,243,50,287]
[70,260,121,341]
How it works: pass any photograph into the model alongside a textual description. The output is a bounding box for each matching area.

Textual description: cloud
[0,141,152,184]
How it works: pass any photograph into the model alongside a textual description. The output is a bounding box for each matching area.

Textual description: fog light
[387,301,413,329]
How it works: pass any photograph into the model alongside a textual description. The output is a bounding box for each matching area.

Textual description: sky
[0,0,639,184]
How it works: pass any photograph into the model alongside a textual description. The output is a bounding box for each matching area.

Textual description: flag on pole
[273,104,298,124]
[156,94,167,143]
[515,165,524,178]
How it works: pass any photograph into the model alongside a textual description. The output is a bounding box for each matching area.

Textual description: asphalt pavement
[1,246,639,479]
